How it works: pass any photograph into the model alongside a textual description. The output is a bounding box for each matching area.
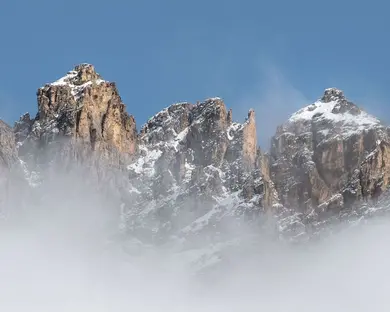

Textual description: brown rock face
[241,109,257,169]
[270,88,389,215]
[0,120,17,169]
[30,64,137,159]
[0,120,18,207]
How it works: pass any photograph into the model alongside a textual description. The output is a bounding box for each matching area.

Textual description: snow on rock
[288,88,380,139]
[226,122,242,141]
[122,97,275,247]
[127,146,162,177]
[271,87,390,232]
[44,65,106,101]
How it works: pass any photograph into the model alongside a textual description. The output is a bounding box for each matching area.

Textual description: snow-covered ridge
[289,100,378,124]
[287,89,381,139]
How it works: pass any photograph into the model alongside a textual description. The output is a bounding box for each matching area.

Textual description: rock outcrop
[17,64,137,164]
[270,88,390,218]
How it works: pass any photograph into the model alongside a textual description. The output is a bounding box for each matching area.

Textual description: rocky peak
[73,63,101,84]
[321,88,345,103]
[286,88,379,140]
[321,88,360,115]
[22,64,138,162]
[271,88,389,216]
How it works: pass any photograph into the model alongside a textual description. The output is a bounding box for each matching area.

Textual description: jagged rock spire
[72,63,101,84]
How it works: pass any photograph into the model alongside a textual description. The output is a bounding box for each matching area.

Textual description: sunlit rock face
[15,64,137,167]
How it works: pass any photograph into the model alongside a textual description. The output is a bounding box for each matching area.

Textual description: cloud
[235,62,309,150]
[3,163,390,311]
[2,142,390,311]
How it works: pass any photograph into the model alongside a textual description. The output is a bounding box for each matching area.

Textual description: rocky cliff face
[125,98,278,242]
[0,120,17,169]
[270,88,390,221]
[16,64,137,165]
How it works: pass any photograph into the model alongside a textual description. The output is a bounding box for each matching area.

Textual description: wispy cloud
[234,62,309,150]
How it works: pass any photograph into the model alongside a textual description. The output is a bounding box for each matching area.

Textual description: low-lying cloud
[1,161,390,311]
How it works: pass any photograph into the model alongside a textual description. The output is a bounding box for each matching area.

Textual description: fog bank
[1,168,390,311]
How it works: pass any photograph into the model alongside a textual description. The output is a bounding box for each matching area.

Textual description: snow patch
[289,99,380,139]
[45,71,106,101]
[128,147,162,177]
[227,122,242,140]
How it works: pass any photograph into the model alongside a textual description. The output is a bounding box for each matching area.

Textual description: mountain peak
[321,88,345,103]
[40,64,107,103]
[72,63,101,84]
[285,89,380,140]
[31,64,138,156]
[45,63,104,89]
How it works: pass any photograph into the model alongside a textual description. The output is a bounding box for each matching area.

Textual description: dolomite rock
[124,98,278,241]
[270,88,389,216]
[0,120,18,208]
[19,64,137,163]
[0,120,17,168]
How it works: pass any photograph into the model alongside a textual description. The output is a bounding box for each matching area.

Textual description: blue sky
[1,0,389,148]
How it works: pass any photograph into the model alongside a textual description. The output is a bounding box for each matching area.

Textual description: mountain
[271,88,390,212]
[1,64,390,267]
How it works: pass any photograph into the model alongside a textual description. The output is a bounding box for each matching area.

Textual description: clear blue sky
[1,0,389,148]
